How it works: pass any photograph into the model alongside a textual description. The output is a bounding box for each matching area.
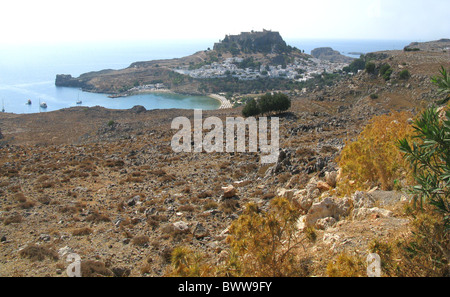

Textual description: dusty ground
[0,47,448,277]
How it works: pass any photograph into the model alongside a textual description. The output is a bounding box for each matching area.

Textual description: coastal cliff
[311,47,354,63]
[213,29,291,54]
[54,30,311,96]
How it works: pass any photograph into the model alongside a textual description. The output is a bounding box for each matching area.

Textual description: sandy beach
[209,94,232,109]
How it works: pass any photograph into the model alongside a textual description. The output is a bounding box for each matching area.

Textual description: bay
[0,38,411,114]
[0,40,220,114]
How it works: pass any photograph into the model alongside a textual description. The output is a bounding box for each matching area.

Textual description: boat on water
[26,99,32,105]
[40,101,47,108]
[76,93,82,105]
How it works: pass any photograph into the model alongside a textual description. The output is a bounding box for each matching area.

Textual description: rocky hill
[1,40,449,277]
[213,30,292,54]
[404,38,450,52]
[311,47,354,63]
[54,31,310,96]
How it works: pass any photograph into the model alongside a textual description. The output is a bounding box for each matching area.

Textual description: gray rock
[352,207,394,220]
[193,222,209,239]
[173,221,190,232]
[305,196,352,227]
[39,234,51,242]
[352,191,375,208]
[127,195,141,207]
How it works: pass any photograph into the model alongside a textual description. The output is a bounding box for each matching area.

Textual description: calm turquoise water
[0,39,411,114]
[0,40,220,114]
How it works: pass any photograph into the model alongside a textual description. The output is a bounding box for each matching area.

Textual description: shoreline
[208,94,232,109]
[109,89,232,110]
[1,88,233,115]
[108,88,175,98]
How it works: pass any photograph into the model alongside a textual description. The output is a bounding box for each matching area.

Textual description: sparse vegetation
[224,197,306,277]
[399,106,450,229]
[380,64,393,81]
[399,69,411,80]
[19,244,59,262]
[431,66,450,104]
[365,62,376,74]
[337,111,414,194]
[242,92,291,117]
[1,44,449,277]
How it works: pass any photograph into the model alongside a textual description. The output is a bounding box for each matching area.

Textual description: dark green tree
[242,93,291,117]
[380,64,393,81]
[242,98,260,117]
[365,62,376,74]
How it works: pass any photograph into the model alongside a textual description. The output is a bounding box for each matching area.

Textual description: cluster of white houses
[128,83,166,92]
[173,57,349,82]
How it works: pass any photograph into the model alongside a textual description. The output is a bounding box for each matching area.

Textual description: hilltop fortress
[213,30,289,54]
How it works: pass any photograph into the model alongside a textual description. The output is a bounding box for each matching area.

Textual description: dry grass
[19,244,59,262]
[2,214,23,225]
[132,235,150,247]
[72,227,93,236]
[86,211,111,223]
[80,260,113,277]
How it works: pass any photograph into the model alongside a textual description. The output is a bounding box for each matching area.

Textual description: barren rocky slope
[0,46,449,277]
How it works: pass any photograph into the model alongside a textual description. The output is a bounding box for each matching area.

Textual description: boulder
[316,181,332,192]
[325,171,338,188]
[294,189,314,211]
[304,197,352,227]
[352,207,393,220]
[173,221,190,232]
[352,191,375,208]
[315,217,337,230]
[222,185,237,199]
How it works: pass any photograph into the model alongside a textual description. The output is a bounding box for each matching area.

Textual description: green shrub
[241,98,260,117]
[380,64,393,81]
[365,62,376,74]
[399,69,411,80]
[242,93,291,117]
[431,66,450,104]
[398,106,450,229]
[343,57,366,73]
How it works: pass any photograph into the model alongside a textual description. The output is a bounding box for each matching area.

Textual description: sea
[0,38,411,114]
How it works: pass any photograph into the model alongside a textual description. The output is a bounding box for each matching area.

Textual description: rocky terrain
[54,30,340,97]
[404,38,450,52]
[1,41,449,277]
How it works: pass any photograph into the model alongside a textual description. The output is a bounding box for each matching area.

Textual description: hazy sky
[1,0,448,44]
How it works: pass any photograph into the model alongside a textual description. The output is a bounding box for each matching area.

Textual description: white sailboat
[76,93,82,104]
[1,99,5,112]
